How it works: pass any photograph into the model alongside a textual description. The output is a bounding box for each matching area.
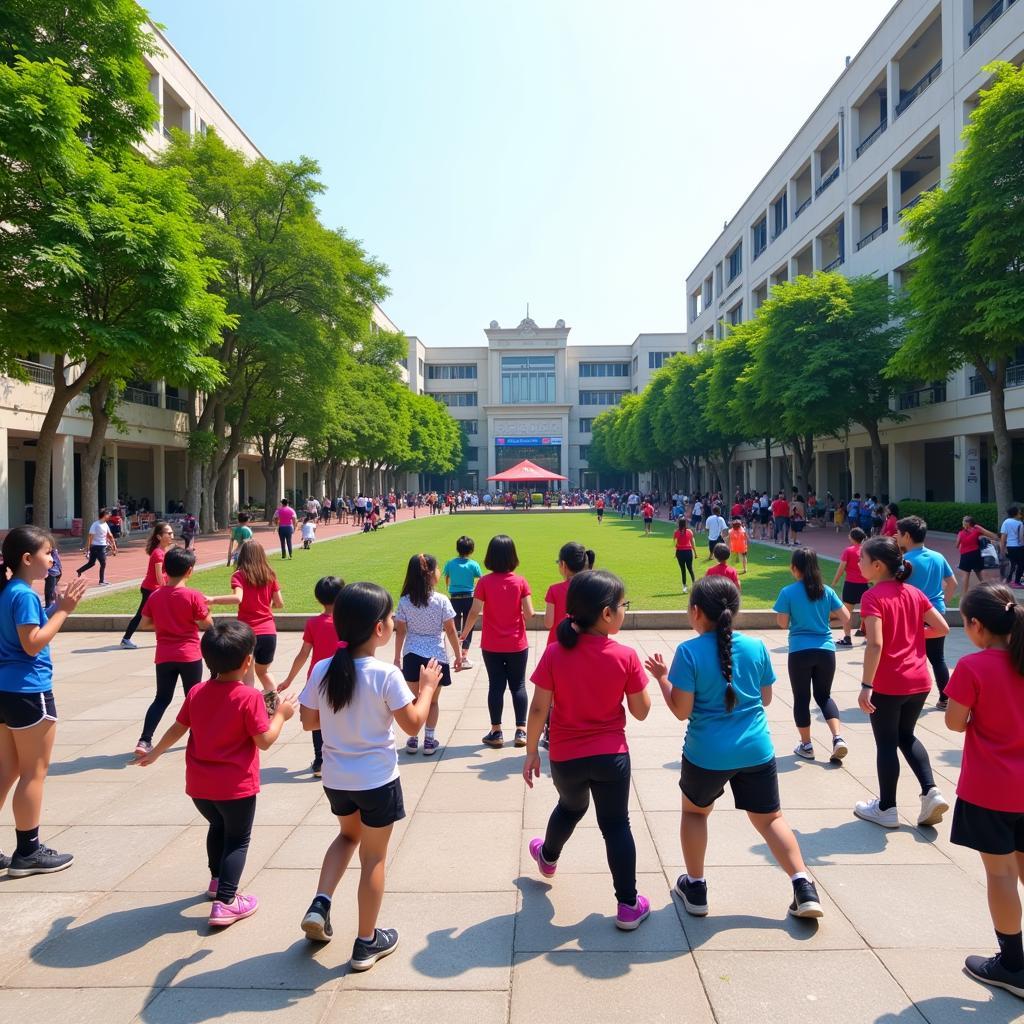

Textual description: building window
[461,420,479,434]
[399,357,408,369]
[426,364,477,380]
[579,390,627,406]
[464,446,479,462]
[727,243,742,282]
[752,218,767,259]
[727,303,743,326]
[579,445,590,461]
[501,354,555,403]
[648,351,677,370]
[432,392,478,408]
[579,361,629,378]
[771,192,788,238]
[632,355,638,374]
[578,418,594,433]
[418,358,424,377]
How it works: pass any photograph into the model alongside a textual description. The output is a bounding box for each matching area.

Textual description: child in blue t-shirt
[443,536,482,670]
[773,547,851,762]
[0,526,87,876]
[645,575,823,922]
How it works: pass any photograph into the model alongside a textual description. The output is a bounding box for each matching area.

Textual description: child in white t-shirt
[298,582,440,972]
[301,516,317,550]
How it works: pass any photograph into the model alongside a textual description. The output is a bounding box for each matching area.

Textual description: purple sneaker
[528,838,557,879]
[422,737,439,756]
[615,893,651,931]
[206,877,219,901]
[208,892,259,927]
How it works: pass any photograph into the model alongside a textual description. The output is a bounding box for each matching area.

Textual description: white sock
[425,727,436,741]
[315,892,332,904]
[357,932,375,943]
[790,871,809,883]
[685,874,705,884]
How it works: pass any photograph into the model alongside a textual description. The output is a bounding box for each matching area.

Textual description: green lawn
[80,512,838,614]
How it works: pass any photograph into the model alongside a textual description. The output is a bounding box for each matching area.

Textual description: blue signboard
[495,436,562,446]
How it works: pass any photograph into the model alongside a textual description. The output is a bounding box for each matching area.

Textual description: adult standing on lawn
[771,492,791,546]
[75,509,116,587]
[273,499,297,560]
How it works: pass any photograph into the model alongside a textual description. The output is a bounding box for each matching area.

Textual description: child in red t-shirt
[137,621,295,926]
[831,527,869,646]
[728,519,749,574]
[225,540,283,695]
[673,517,696,594]
[278,575,345,778]
[642,501,655,536]
[945,581,1024,998]
[134,547,213,758]
[706,544,741,589]
[524,569,651,931]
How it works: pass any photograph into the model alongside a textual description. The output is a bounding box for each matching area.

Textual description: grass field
[80,511,840,614]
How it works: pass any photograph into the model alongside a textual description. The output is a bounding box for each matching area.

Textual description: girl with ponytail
[944,582,1024,998]
[645,576,824,921]
[298,582,442,970]
[524,570,653,931]
[544,542,597,647]
[854,536,951,831]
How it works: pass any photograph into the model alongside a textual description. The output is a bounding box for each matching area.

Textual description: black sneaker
[514,729,527,748]
[674,874,708,916]
[854,628,865,637]
[301,896,333,942]
[936,696,949,711]
[310,758,323,778]
[965,953,1024,998]
[836,636,853,647]
[7,844,74,877]
[789,878,824,919]
[482,730,504,748]
[0,849,10,871]
[350,927,399,971]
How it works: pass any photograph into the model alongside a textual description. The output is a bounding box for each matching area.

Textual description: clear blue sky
[145,0,895,348]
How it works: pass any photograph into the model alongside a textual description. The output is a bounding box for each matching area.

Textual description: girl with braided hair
[645,576,823,921]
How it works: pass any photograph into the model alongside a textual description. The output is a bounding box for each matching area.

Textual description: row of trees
[0,1,461,533]
[590,61,1024,519]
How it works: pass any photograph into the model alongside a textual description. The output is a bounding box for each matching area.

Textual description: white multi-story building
[406,320,684,490]
[684,0,1024,503]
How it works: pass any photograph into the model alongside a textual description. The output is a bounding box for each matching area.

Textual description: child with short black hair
[136,620,296,926]
[705,544,740,589]
[226,513,252,566]
[301,515,317,550]
[444,536,482,670]
[831,527,869,646]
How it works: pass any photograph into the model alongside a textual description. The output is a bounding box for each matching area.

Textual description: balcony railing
[822,254,845,272]
[164,394,189,412]
[856,220,888,251]
[968,0,1004,46]
[814,165,840,197]
[895,60,942,117]
[124,386,159,407]
[898,383,946,410]
[855,119,887,158]
[970,363,1024,395]
[753,241,767,261]
[794,196,812,219]
[898,183,938,219]
[15,359,54,386]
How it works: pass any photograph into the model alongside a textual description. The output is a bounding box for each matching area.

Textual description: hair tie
[1006,602,1014,613]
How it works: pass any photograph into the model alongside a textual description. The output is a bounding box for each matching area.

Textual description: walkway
[0,628,1016,1023]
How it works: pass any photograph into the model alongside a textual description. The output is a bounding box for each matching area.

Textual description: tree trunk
[79,381,112,546]
[200,462,218,531]
[312,459,327,499]
[764,437,772,496]
[791,433,815,497]
[984,359,1013,522]
[863,419,886,502]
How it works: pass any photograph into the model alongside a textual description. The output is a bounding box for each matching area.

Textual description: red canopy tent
[487,458,567,483]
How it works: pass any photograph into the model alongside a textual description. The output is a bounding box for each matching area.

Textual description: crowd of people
[1,501,1023,999]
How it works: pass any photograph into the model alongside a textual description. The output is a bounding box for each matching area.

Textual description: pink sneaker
[528,838,557,879]
[615,893,651,931]
[208,893,259,927]
[206,877,218,901]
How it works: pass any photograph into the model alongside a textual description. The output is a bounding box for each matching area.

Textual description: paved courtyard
[1,627,1021,1024]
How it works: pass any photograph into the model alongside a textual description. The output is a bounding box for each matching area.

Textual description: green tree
[890,62,1024,517]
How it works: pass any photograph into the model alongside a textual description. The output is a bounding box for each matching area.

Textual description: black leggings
[787,649,839,728]
[482,648,529,727]
[1008,547,1024,585]
[278,525,293,558]
[122,587,154,642]
[869,691,935,811]
[192,795,256,903]
[451,595,475,651]
[44,574,60,608]
[925,635,949,696]
[140,660,204,742]
[675,549,695,587]
[76,544,107,583]
[544,753,636,906]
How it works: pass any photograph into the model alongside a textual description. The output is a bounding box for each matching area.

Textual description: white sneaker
[917,787,950,827]
[460,657,474,669]
[120,639,138,650]
[854,799,899,829]
[794,742,815,760]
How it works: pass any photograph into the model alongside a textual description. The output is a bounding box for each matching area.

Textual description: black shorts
[596,509,604,519]
[0,690,57,730]
[792,520,805,533]
[951,797,1024,855]
[759,508,771,524]
[842,581,870,605]
[253,633,277,666]
[644,517,653,525]
[402,652,452,687]
[958,551,984,573]
[680,754,780,814]
[324,778,405,828]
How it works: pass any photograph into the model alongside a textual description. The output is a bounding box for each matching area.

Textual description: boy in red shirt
[137,621,296,926]
[642,501,655,536]
[278,575,344,778]
[705,543,741,589]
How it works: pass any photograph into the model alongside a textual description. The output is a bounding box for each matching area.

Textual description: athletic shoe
[674,874,709,916]
[794,742,815,760]
[528,838,557,879]
[788,878,824,919]
[482,730,504,748]
[98,581,112,587]
[539,730,549,750]
[936,696,949,711]
[854,628,865,637]
[206,877,218,900]
[119,638,138,650]
[460,656,474,669]
[405,736,418,754]
[831,737,849,762]
[310,759,322,778]
[682,586,688,594]
[301,896,333,942]
[350,927,399,971]
[964,953,1024,999]
[836,636,853,647]
[514,729,528,747]
[854,799,899,829]
[422,737,439,756]
[0,850,10,871]
[7,845,74,877]
[134,740,153,758]
[918,787,950,827]
[208,893,259,926]
[615,893,651,931]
